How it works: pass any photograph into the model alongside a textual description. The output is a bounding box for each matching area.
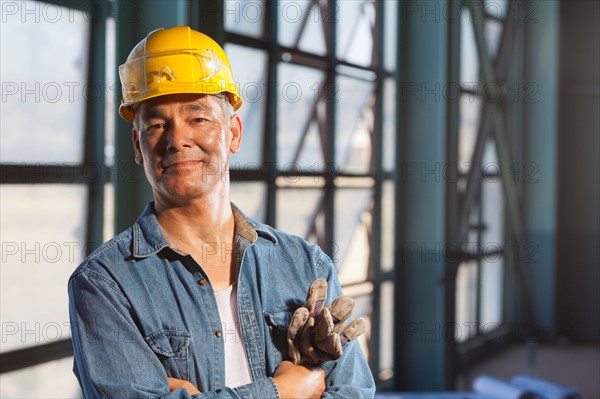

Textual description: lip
[162,160,203,171]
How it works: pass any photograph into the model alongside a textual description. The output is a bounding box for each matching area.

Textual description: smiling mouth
[163,160,203,171]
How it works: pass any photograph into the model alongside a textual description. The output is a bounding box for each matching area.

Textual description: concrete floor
[456,344,600,399]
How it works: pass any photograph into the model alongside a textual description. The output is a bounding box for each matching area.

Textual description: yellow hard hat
[118,26,242,122]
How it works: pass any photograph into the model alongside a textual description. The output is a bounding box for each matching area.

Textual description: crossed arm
[68,260,374,397]
[168,361,325,398]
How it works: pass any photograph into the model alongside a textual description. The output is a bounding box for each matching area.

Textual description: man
[68,26,375,398]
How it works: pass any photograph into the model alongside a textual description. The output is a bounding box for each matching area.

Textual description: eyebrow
[140,101,216,122]
[140,109,166,121]
[183,102,213,114]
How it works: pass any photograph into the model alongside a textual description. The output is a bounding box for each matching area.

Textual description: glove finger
[338,317,368,348]
[304,278,328,317]
[298,316,319,364]
[313,308,343,358]
[327,296,355,333]
[300,336,339,364]
[287,307,309,365]
[315,332,343,358]
[288,307,309,338]
[313,306,335,343]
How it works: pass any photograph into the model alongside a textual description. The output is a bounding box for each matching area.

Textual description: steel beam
[466,0,538,336]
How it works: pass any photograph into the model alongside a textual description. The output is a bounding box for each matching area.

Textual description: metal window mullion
[504,0,525,330]
[445,0,462,386]
[323,0,337,258]
[225,32,268,50]
[0,164,109,184]
[368,0,385,384]
[263,1,279,227]
[83,0,107,252]
[0,340,74,374]
[475,185,483,334]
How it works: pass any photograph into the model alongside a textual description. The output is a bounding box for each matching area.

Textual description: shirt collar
[132,203,171,258]
[132,202,277,258]
[231,205,258,243]
[230,203,278,245]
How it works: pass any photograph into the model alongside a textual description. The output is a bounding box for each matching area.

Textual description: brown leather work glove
[287,278,367,365]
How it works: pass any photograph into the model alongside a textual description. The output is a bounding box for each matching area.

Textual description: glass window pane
[335,188,372,284]
[0,1,90,163]
[276,188,323,239]
[381,181,395,272]
[336,76,374,173]
[279,0,326,55]
[485,20,503,57]
[383,78,396,172]
[104,17,117,166]
[459,94,482,167]
[277,63,325,170]
[455,261,478,342]
[482,138,498,165]
[103,183,115,242]
[479,258,504,328]
[0,357,81,398]
[225,44,267,168]
[352,294,372,362]
[224,0,264,38]
[379,281,394,372]
[1,185,87,352]
[336,1,375,67]
[461,7,479,85]
[481,180,504,246]
[484,0,509,21]
[384,0,398,72]
[230,182,267,223]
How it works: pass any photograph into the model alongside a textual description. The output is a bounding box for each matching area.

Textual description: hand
[287,279,367,365]
[168,377,201,395]
[273,360,326,399]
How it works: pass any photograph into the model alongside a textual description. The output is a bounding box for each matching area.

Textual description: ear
[229,114,243,154]
[132,128,143,164]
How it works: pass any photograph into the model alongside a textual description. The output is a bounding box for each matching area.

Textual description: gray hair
[214,92,235,120]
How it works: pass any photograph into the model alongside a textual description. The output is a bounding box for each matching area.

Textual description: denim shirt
[68,203,375,398]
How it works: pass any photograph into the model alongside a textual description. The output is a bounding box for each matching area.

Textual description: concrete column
[522,0,560,340]
[394,0,451,390]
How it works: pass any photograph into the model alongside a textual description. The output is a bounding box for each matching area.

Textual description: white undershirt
[213,284,252,388]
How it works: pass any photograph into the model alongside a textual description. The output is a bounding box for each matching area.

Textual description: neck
[154,194,234,253]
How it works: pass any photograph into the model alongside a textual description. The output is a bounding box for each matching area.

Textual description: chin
[159,180,222,202]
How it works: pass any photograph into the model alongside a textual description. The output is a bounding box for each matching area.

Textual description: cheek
[138,139,163,171]
[141,135,162,155]
[200,128,228,152]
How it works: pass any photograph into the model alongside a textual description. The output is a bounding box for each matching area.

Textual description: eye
[191,117,207,124]
[146,123,165,132]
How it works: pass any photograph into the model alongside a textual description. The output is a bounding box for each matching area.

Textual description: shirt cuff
[235,377,279,399]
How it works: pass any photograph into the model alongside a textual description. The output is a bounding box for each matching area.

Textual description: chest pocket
[145,329,191,381]
[264,307,294,370]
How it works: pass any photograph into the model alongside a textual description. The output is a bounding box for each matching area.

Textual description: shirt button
[215,330,222,338]
[197,278,207,286]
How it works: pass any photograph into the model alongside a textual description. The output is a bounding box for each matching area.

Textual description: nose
[166,121,193,153]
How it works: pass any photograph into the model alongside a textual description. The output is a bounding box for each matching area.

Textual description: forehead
[137,93,221,118]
